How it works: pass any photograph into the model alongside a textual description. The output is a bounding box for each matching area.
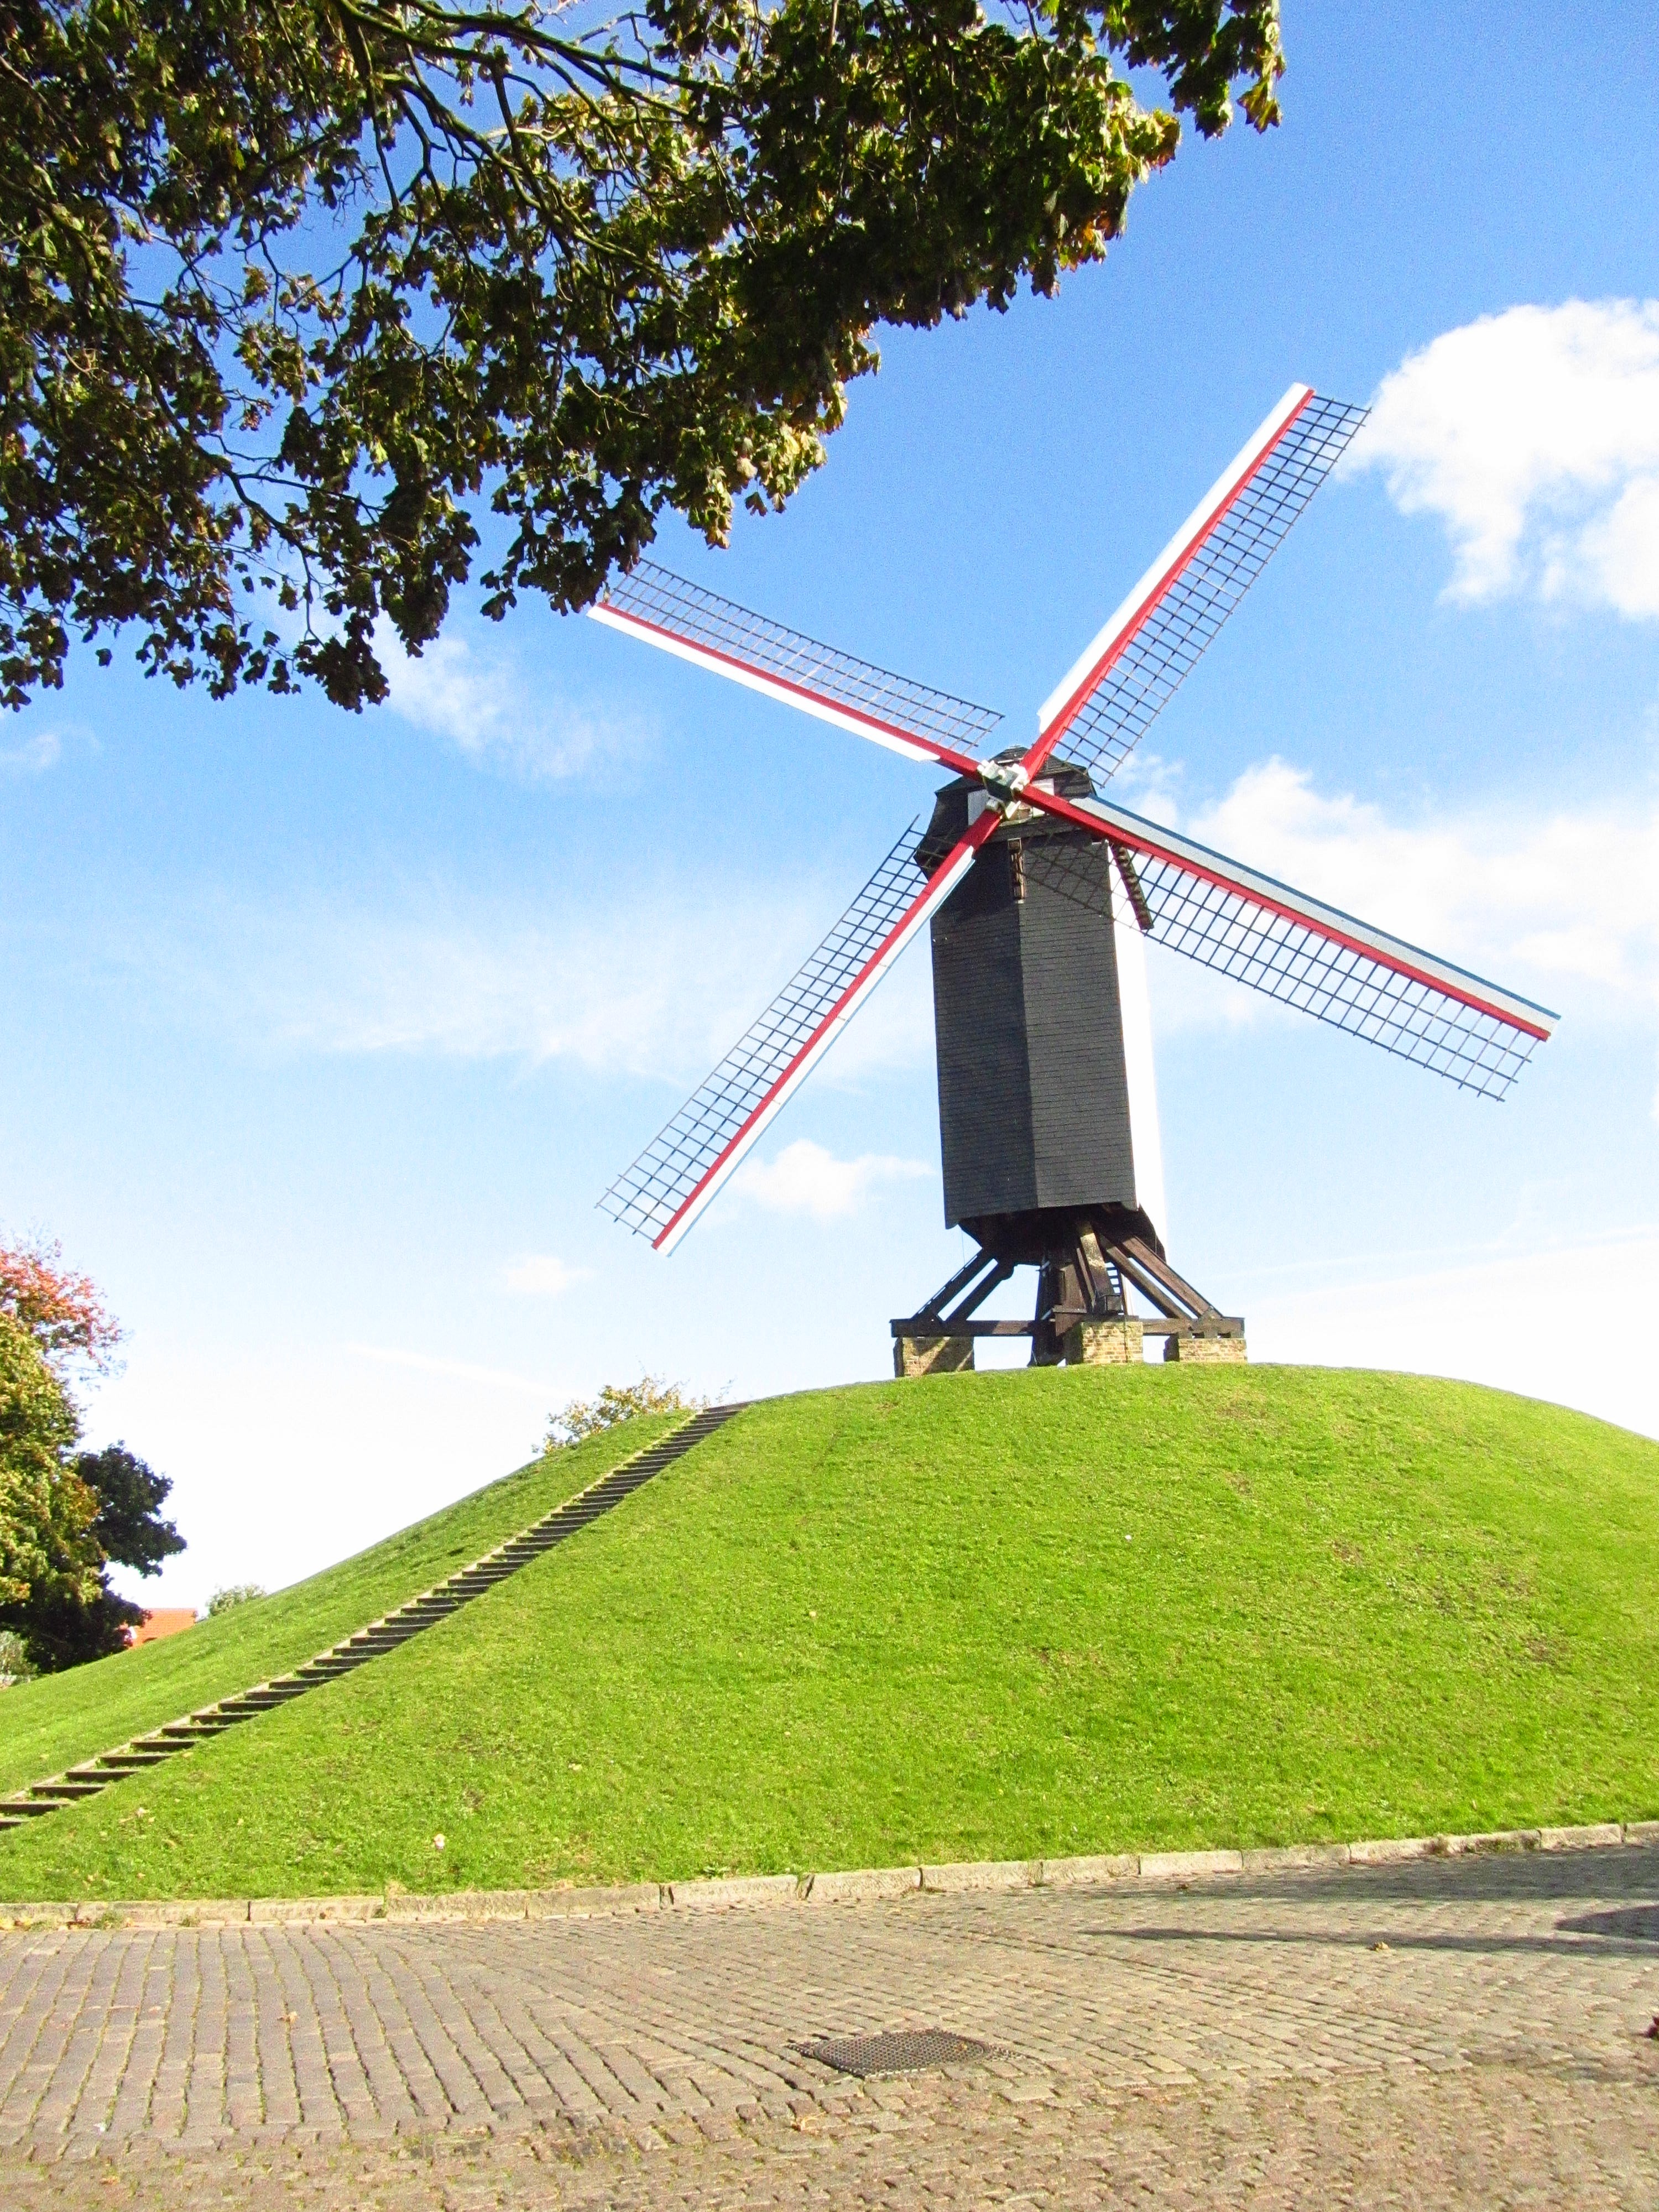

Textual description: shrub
[0,1629,34,1686]
[543,1376,708,1451]
[207,1583,266,1615]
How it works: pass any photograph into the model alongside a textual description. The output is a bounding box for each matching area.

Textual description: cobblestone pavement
[1,1846,1655,2206]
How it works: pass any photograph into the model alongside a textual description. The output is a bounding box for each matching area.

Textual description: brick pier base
[1164,1332,1248,1364]
[894,1334,975,1378]
[1062,1319,1144,1365]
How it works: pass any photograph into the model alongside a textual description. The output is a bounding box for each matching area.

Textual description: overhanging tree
[1,0,1282,712]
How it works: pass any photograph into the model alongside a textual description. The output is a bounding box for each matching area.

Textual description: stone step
[30,1781,107,1801]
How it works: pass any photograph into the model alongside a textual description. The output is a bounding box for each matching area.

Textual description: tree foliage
[1,0,1282,711]
[0,1313,98,1613]
[0,1629,34,1687]
[544,1373,706,1448]
[0,1242,185,1670]
[76,1441,186,1578]
[0,1237,123,1379]
[207,1582,267,1613]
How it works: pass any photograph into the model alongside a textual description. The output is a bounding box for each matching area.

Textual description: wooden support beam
[1120,1235,1223,1319]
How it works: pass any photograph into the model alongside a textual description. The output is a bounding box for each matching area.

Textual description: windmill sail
[601,815,997,1253]
[591,561,1001,771]
[589,379,1558,1273]
[1018,795,1558,1100]
[1029,388,1370,786]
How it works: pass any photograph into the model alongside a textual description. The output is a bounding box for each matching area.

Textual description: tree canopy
[544,1373,705,1447]
[1,0,1282,713]
[0,1240,186,1671]
[77,1441,186,1579]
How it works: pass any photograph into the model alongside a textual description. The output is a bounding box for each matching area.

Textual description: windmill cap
[915,757,1098,873]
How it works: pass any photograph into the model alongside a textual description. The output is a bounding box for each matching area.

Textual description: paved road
[1,1846,1655,2206]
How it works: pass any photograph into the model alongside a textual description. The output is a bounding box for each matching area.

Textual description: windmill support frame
[891,1213,1245,1375]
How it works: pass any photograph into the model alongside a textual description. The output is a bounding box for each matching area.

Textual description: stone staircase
[0,1404,746,1834]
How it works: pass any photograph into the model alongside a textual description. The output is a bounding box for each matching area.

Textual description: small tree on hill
[207,1584,266,1615]
[544,1376,708,1451]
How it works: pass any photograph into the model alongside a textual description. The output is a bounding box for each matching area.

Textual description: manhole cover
[796,2029,993,2078]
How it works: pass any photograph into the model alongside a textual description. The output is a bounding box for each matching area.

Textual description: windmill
[589,386,1558,1372]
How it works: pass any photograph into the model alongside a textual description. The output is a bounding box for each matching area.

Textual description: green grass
[1,1366,1654,1902]
[0,1412,687,1802]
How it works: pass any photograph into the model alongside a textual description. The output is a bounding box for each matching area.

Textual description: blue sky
[4,3,1657,1608]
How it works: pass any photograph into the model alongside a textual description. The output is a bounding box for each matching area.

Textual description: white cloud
[373,619,641,782]
[0,728,62,775]
[731,1138,931,1221]
[1351,298,1659,614]
[502,1253,593,1297]
[1147,760,1659,1073]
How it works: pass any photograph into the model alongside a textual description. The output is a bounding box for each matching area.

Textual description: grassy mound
[0,1367,1653,1902]
[0,1412,687,1802]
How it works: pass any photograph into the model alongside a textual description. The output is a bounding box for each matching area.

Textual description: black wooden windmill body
[591,387,1558,1367]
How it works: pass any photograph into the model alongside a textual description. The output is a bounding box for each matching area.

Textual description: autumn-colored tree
[1,0,1283,711]
[0,1312,101,1614]
[0,1239,186,1670]
[0,1240,123,1380]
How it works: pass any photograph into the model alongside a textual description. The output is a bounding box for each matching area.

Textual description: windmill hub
[589,384,1558,1376]
[975,752,1032,802]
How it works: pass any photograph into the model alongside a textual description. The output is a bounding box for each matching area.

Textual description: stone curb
[2,1818,1652,1932]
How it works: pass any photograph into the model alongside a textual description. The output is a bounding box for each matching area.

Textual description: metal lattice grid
[601,561,1003,757]
[600,824,928,1241]
[1131,851,1541,1099]
[1049,395,1370,785]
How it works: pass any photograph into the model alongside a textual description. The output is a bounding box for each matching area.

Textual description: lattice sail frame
[592,560,1001,768]
[589,383,1559,1249]
[1022,804,1554,1100]
[601,818,994,1252]
[1031,387,1370,786]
